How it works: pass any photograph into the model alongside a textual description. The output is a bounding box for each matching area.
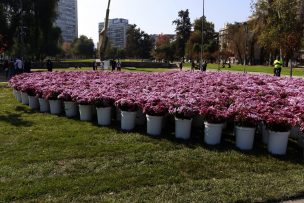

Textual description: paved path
[283,200,304,203]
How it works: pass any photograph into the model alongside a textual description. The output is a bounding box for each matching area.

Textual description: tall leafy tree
[125,24,153,59]
[186,17,218,60]
[153,34,175,62]
[173,9,192,61]
[0,0,61,59]
[225,23,248,64]
[0,0,20,53]
[252,0,303,60]
[72,35,95,58]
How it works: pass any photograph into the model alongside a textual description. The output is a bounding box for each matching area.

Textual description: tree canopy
[72,35,95,58]
[125,24,153,59]
[172,9,192,60]
[0,0,61,59]
[153,34,175,62]
[252,0,303,58]
[186,16,218,60]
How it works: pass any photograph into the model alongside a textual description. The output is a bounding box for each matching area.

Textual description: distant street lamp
[243,22,248,73]
[19,26,27,57]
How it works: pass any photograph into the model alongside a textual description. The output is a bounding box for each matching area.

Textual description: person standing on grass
[3,59,9,79]
[92,61,97,71]
[116,59,121,71]
[24,59,31,73]
[14,57,23,74]
[111,59,116,71]
[273,57,283,77]
[8,58,14,78]
[179,61,183,71]
[202,60,207,72]
[191,60,195,72]
[46,59,53,72]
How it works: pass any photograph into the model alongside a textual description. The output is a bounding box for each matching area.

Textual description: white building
[99,18,131,49]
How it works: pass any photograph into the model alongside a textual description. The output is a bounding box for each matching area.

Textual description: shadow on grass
[14,106,304,164]
[0,112,33,127]
[15,106,38,115]
[100,120,304,164]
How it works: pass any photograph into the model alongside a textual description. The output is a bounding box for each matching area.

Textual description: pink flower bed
[9,71,304,132]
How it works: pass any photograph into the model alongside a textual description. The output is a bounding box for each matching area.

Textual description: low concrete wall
[32,62,93,69]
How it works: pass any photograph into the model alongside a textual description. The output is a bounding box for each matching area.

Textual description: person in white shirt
[116,59,121,71]
[14,57,23,74]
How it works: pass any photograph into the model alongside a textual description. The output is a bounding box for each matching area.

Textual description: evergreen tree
[172,9,192,61]
[72,35,95,58]
[126,25,153,59]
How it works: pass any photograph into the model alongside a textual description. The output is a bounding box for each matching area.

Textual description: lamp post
[243,22,248,73]
[200,0,205,71]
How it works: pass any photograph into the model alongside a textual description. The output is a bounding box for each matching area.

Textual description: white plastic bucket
[235,126,256,150]
[97,107,112,126]
[204,122,224,145]
[13,89,17,98]
[16,91,22,102]
[175,118,192,140]
[64,101,78,118]
[28,96,39,110]
[268,131,290,155]
[79,104,93,121]
[121,111,137,131]
[38,98,50,112]
[21,92,29,105]
[146,115,163,136]
[49,100,62,115]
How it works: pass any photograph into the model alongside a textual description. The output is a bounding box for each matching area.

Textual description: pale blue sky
[78,0,254,44]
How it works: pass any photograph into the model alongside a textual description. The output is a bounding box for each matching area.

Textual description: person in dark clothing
[111,59,116,71]
[24,59,32,73]
[46,59,53,72]
[8,59,14,78]
[202,61,207,72]
[191,60,196,72]
[3,60,9,79]
[92,61,97,71]
[179,61,183,71]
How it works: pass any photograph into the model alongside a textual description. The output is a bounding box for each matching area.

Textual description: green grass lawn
[1,82,304,202]
[61,59,147,63]
[182,63,304,77]
[60,59,95,63]
[29,62,304,77]
[31,67,175,73]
